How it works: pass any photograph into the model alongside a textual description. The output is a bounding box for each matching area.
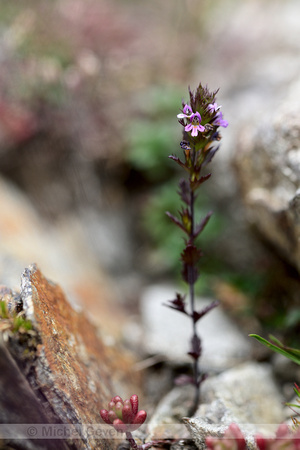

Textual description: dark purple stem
[189,147,200,414]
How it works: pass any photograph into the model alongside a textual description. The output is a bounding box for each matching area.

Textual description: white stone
[140,284,251,371]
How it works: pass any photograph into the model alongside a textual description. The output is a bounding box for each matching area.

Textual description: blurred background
[0,0,300,343]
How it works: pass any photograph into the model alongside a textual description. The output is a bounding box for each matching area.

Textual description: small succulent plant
[100,395,152,450]
[206,423,246,450]
[100,395,146,433]
[206,423,300,450]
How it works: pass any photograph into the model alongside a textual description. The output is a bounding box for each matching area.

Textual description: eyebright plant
[100,395,152,450]
[206,422,300,450]
[165,83,228,414]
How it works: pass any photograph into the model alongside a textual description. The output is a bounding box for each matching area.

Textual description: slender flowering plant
[165,83,228,414]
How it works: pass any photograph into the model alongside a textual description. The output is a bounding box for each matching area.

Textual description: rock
[183,362,285,450]
[235,83,300,272]
[145,386,194,443]
[0,336,68,450]
[140,284,252,371]
[1,264,141,450]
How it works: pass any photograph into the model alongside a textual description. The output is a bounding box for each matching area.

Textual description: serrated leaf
[193,300,219,323]
[168,155,189,171]
[165,211,188,235]
[194,211,213,238]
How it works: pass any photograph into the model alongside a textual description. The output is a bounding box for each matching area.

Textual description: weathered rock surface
[235,83,300,272]
[0,264,141,450]
[0,337,69,450]
[183,362,285,450]
[140,284,252,371]
[145,385,193,443]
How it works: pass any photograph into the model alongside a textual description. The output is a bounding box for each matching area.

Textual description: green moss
[0,301,9,319]
[12,316,33,333]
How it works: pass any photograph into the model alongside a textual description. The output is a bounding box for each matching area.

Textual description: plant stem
[189,148,201,414]
[125,432,153,450]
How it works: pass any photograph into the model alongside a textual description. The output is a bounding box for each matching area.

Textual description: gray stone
[235,82,300,272]
[145,386,194,443]
[183,362,285,450]
[140,284,252,371]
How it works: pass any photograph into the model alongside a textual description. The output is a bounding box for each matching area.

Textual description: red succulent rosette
[100,395,147,433]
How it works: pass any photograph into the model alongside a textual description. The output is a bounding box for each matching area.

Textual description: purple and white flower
[185,112,205,137]
[177,104,193,119]
[207,102,221,113]
[213,111,228,128]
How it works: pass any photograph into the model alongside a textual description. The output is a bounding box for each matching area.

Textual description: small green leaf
[249,334,300,365]
[286,403,300,409]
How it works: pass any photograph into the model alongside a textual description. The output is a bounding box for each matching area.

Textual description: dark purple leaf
[166,211,187,234]
[202,146,219,166]
[192,300,219,323]
[168,155,189,171]
[181,244,202,284]
[164,293,188,315]
[191,173,211,191]
[181,244,202,265]
[194,211,213,238]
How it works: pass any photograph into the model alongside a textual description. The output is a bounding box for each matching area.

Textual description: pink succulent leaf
[112,395,124,405]
[113,419,127,434]
[275,424,291,439]
[206,424,247,450]
[227,424,247,450]
[130,394,139,416]
[99,409,112,425]
[132,410,147,426]
[108,410,118,423]
[255,434,267,450]
[122,403,134,424]
[108,400,115,410]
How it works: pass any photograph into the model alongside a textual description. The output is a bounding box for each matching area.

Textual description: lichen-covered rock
[235,86,300,272]
[0,264,141,450]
